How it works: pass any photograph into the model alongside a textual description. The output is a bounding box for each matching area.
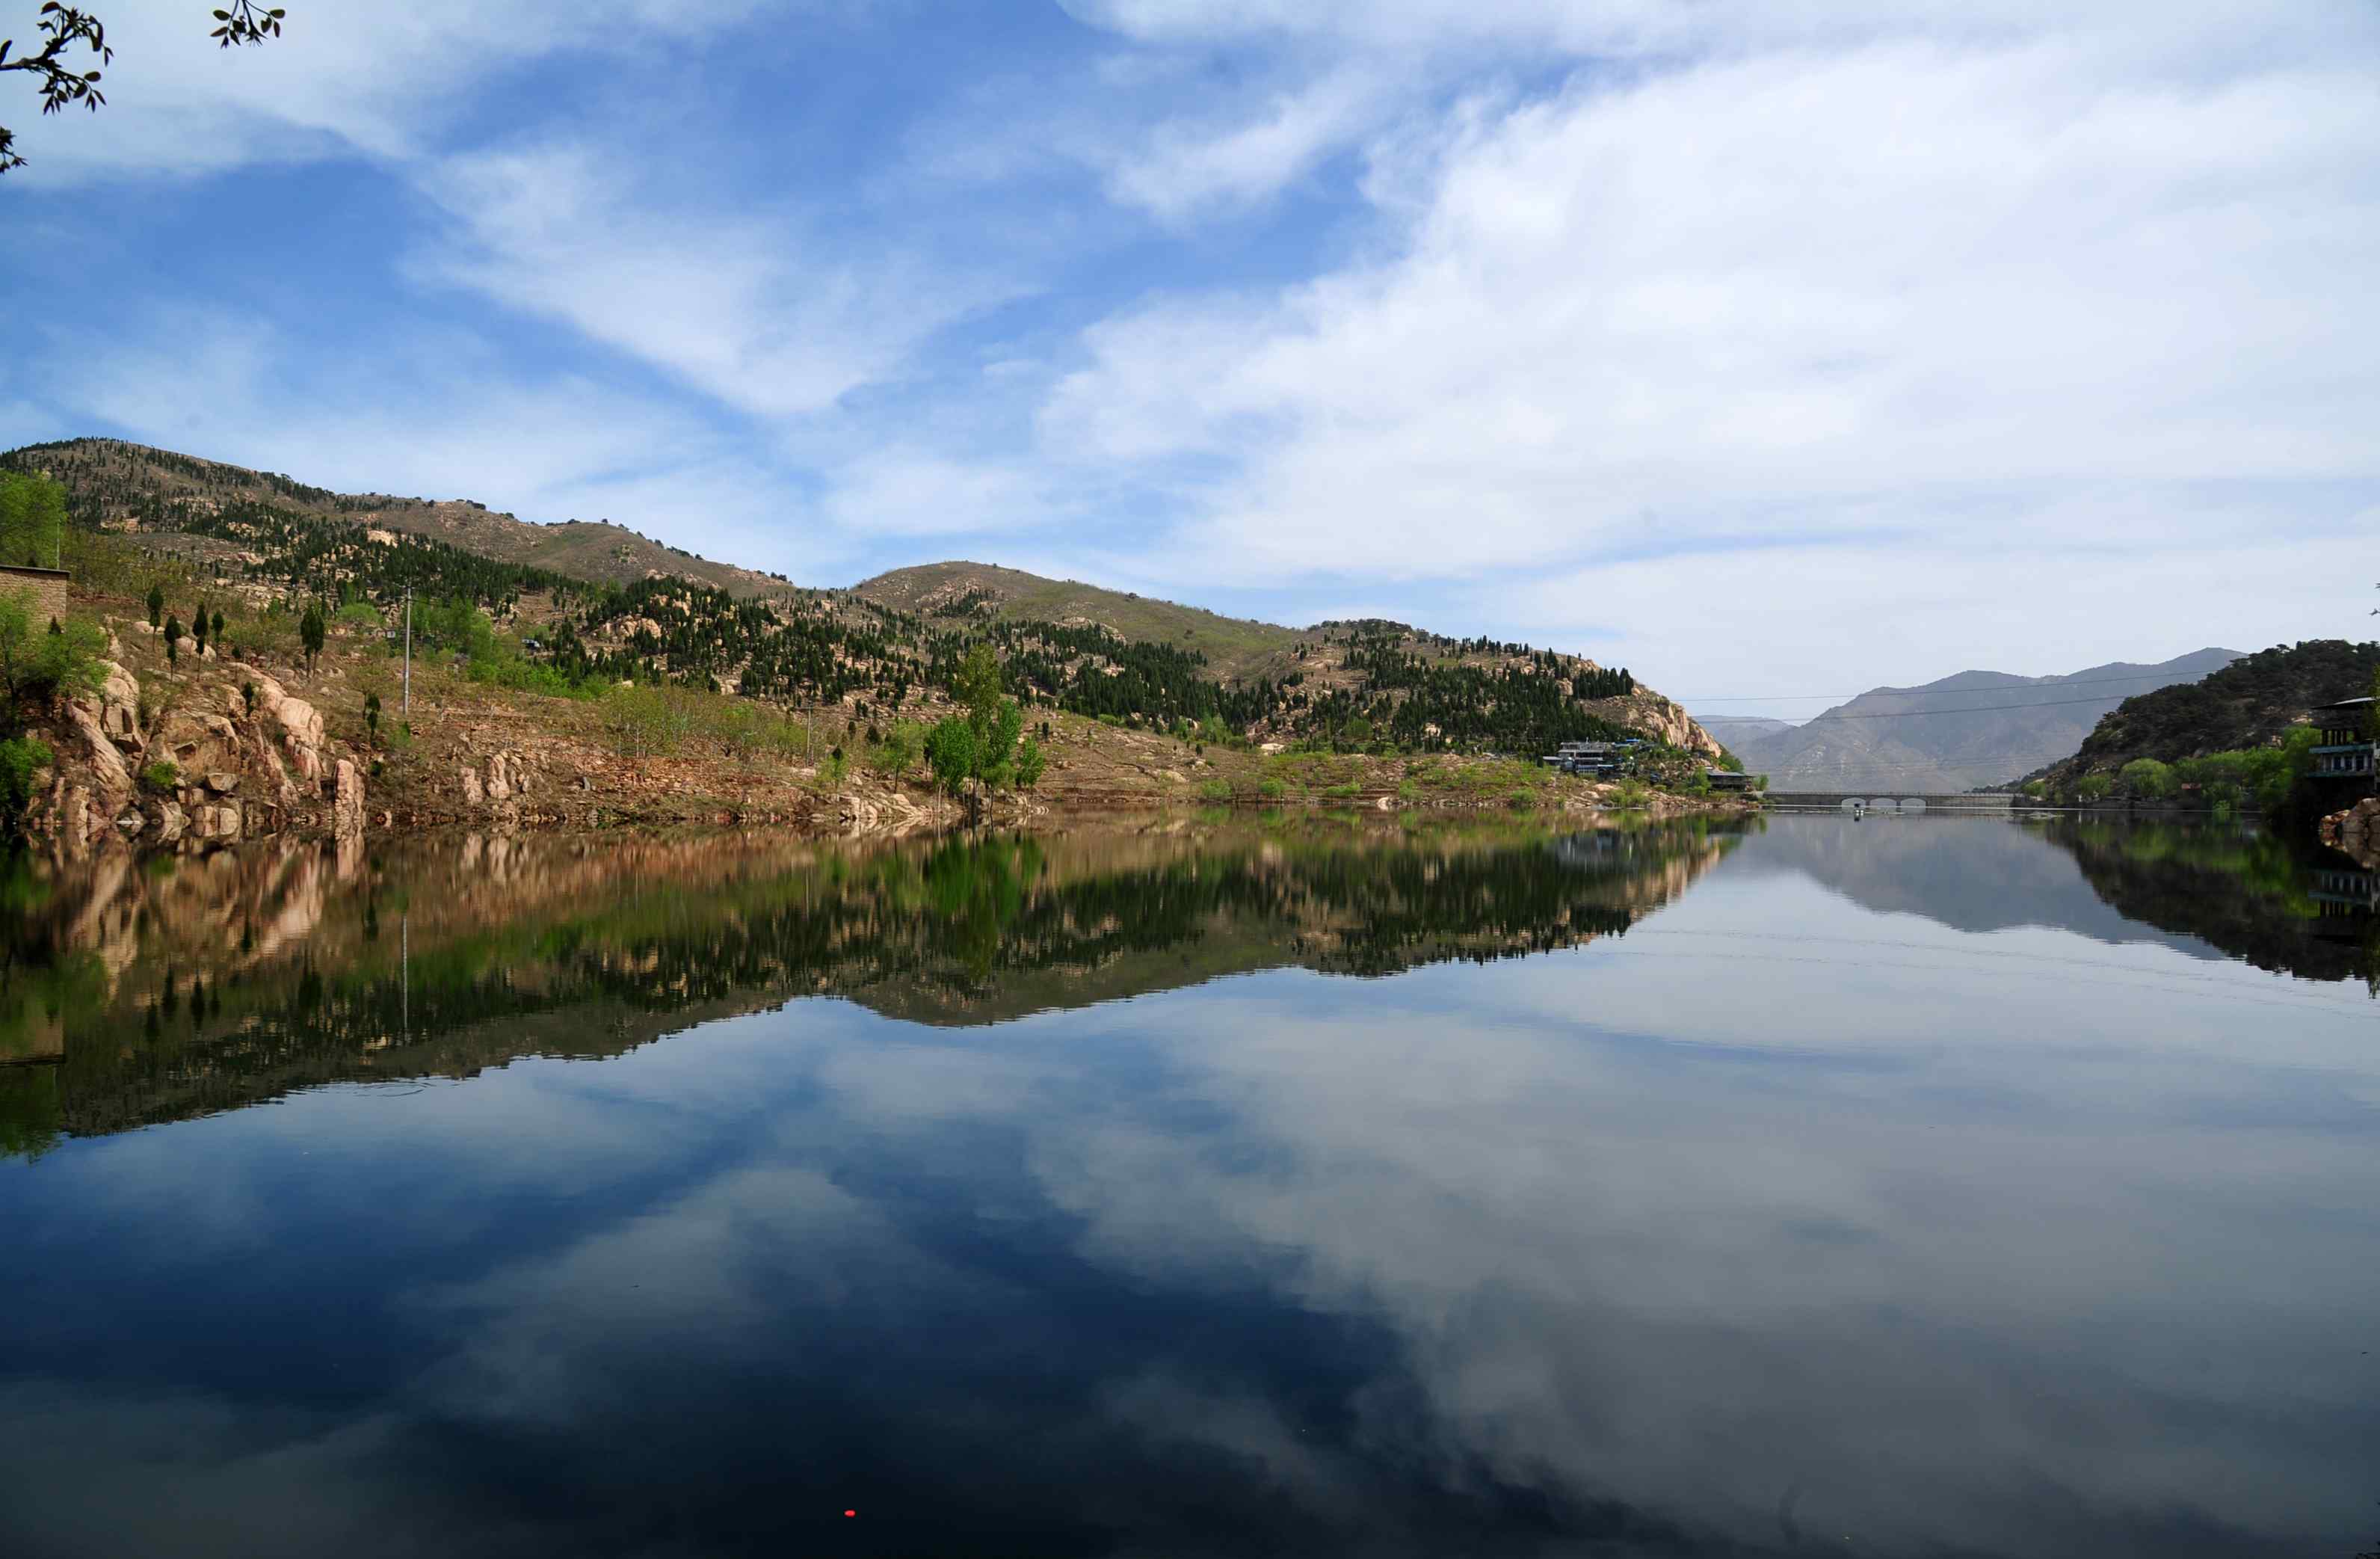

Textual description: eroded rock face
[152,802,188,844]
[332,759,366,840]
[1585,689,1724,760]
[99,662,142,748]
[63,698,134,797]
[227,666,322,796]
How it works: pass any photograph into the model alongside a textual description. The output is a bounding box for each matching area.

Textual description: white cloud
[417,140,999,422]
[1017,1,2380,689]
[2,0,768,179]
[1101,63,1396,219]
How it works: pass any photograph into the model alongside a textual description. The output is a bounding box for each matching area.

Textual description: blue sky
[3,0,2376,711]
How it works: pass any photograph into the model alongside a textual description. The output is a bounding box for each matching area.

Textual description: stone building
[0,565,73,625]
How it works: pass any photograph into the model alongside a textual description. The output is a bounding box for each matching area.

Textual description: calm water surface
[1,814,2375,1558]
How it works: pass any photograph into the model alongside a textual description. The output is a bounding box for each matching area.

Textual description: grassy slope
[7,438,796,601]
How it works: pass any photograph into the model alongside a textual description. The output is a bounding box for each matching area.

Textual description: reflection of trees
[0,820,1741,1151]
[2044,818,2378,988]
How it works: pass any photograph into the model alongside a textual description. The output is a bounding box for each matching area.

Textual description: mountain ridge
[1731,649,2242,792]
[4,437,1725,761]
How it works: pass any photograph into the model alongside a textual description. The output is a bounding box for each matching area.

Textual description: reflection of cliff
[0,819,1742,1150]
[2045,820,2379,988]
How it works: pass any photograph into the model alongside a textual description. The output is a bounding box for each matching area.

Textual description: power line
[1724,690,2198,722]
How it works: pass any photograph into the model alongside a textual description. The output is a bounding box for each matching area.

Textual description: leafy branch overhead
[0,1,285,173]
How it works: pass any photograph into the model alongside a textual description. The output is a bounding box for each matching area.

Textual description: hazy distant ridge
[1730,649,2242,793]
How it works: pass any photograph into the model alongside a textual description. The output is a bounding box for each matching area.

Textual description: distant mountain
[1730,649,2242,793]
[2026,639,2380,793]
[1697,714,1801,747]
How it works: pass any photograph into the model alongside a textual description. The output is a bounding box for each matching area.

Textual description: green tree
[0,734,49,830]
[953,642,1003,733]
[161,612,179,666]
[0,470,65,567]
[190,606,207,656]
[0,592,102,719]
[1015,734,1046,790]
[2119,757,2176,800]
[925,716,978,801]
[210,609,224,643]
[867,719,926,779]
[299,600,325,671]
[144,582,163,628]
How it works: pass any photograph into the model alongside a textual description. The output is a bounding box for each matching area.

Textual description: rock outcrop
[333,759,366,840]
[2319,796,2380,864]
[1583,688,1726,760]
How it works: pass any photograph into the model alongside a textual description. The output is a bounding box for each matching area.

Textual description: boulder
[98,661,142,748]
[460,766,485,805]
[206,772,240,795]
[152,802,188,844]
[194,802,242,842]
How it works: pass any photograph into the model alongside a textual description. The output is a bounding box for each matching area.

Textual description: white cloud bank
[1021,0,2380,692]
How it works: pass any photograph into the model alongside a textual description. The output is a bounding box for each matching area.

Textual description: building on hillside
[1543,740,1622,777]
[1704,769,1752,792]
[2309,696,2376,787]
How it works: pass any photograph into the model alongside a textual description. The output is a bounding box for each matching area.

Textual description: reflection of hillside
[2044,820,2379,987]
[0,820,1743,1151]
[1729,815,2213,954]
[1731,814,2376,988]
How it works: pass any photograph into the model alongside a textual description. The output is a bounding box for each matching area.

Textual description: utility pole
[403,587,413,719]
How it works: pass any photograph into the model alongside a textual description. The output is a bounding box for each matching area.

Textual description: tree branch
[1,3,285,173]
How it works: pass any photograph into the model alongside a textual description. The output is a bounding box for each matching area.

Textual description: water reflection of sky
[4,822,2377,1558]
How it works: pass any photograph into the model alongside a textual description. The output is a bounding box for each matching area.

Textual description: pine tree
[299,601,326,671]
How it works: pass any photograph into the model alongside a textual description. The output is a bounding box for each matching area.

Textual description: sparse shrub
[0,737,52,828]
[141,760,181,794]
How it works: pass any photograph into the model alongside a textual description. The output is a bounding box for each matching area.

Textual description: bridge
[1761,793,2017,813]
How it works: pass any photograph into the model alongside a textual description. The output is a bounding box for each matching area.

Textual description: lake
[1,814,2374,1558]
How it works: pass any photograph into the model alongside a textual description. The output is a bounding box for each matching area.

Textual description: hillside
[4,437,798,600]
[851,562,1298,680]
[854,562,1724,759]
[1731,649,2240,793]
[4,440,1723,763]
[2026,640,2380,793]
